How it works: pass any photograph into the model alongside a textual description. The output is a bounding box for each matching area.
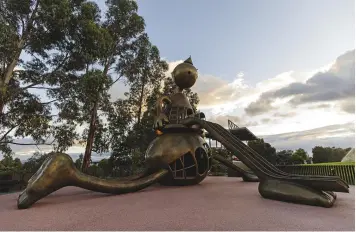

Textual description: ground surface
[0,177,354,231]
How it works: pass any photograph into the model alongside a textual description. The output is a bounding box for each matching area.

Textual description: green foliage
[0,0,108,154]
[77,0,147,170]
[290,148,309,164]
[97,158,113,177]
[74,154,84,169]
[0,153,22,170]
[247,139,277,164]
[210,147,231,175]
[312,146,349,163]
[123,34,168,124]
[22,152,51,173]
[276,150,294,165]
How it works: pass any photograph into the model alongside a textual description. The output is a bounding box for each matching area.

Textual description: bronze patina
[17,57,349,209]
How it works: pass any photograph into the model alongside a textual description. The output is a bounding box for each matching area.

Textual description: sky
[5,0,356,160]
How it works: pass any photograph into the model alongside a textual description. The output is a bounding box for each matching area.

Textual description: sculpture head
[172,56,198,90]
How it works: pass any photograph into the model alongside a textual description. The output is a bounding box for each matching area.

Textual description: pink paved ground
[0,177,354,231]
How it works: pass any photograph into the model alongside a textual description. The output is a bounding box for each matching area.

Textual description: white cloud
[166,50,355,141]
[262,122,355,154]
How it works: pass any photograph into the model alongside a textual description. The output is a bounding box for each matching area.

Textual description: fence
[276,164,355,185]
[0,170,33,193]
[227,164,355,185]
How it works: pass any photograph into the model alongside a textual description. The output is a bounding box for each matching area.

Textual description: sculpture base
[258,179,336,208]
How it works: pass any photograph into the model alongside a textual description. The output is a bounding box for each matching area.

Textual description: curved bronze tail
[17,153,168,209]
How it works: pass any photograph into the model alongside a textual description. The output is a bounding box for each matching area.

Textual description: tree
[22,152,50,173]
[291,148,308,164]
[0,0,84,113]
[117,33,168,157]
[0,0,106,155]
[312,146,349,163]
[97,158,113,177]
[74,154,84,169]
[210,147,231,175]
[247,138,277,164]
[344,147,352,153]
[106,31,169,173]
[80,0,146,172]
[0,153,22,170]
[117,84,161,160]
[312,146,325,163]
[123,34,168,126]
[276,150,294,165]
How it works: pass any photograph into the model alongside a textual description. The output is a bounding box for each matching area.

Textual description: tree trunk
[81,101,98,172]
[81,63,110,172]
[0,89,5,116]
[137,81,146,125]
[0,38,25,115]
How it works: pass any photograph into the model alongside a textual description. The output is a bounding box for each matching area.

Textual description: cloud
[339,98,355,114]
[191,74,252,108]
[272,112,297,118]
[307,103,332,110]
[206,114,258,128]
[261,122,355,139]
[245,50,355,115]
[262,122,355,154]
[245,98,275,116]
[166,50,354,138]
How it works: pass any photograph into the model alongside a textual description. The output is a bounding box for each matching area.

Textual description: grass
[301,161,355,166]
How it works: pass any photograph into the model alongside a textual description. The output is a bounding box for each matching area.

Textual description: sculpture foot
[325,191,337,200]
[242,173,259,182]
[258,179,336,208]
[17,153,74,209]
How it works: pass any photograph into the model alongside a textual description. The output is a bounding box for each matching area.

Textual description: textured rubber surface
[0,177,354,231]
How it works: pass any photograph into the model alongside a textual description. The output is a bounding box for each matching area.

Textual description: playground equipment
[17,57,349,209]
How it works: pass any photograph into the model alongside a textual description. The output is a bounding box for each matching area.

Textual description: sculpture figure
[17,57,349,209]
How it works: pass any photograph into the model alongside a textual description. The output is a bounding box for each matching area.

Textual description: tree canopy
[247,139,277,164]
[312,146,350,163]
[0,0,200,175]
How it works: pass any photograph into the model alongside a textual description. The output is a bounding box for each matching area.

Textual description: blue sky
[7,0,355,159]
[132,0,355,84]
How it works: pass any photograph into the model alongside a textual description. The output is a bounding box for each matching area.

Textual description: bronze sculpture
[17,57,349,209]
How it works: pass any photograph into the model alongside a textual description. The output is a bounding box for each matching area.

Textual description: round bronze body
[172,62,198,89]
[145,132,212,186]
